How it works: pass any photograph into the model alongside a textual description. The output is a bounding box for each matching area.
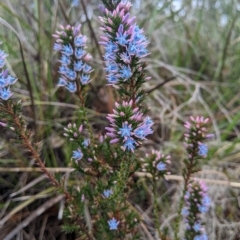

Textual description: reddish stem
[3,103,72,201]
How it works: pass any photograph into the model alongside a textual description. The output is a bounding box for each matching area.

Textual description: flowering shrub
[106,100,154,151]
[182,116,212,187]
[0,1,213,239]
[141,150,171,178]
[53,24,93,105]
[182,180,211,240]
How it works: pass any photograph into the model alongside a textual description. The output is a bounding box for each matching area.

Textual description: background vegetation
[0,0,240,239]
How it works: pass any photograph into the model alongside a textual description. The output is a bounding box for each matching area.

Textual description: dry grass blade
[135,172,240,188]
[0,17,36,54]
[0,167,75,173]
[3,194,65,240]
[140,222,155,240]
[10,175,47,198]
[0,187,55,227]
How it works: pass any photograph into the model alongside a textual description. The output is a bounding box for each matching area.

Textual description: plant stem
[110,154,132,204]
[153,177,161,238]
[174,143,199,240]
[3,102,72,201]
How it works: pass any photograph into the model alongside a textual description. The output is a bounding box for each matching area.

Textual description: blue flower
[74,61,84,71]
[7,75,17,85]
[0,56,6,69]
[0,73,9,88]
[144,116,154,125]
[74,36,85,46]
[123,137,136,152]
[66,82,77,93]
[0,59,5,68]
[136,45,148,57]
[105,63,118,73]
[198,205,208,213]
[200,234,208,240]
[72,149,83,161]
[133,25,140,33]
[80,74,90,85]
[71,0,79,7]
[65,69,77,81]
[82,64,92,73]
[53,43,62,51]
[105,41,118,53]
[82,138,90,147]
[59,55,71,65]
[119,65,132,81]
[120,52,131,64]
[134,123,153,139]
[116,32,129,46]
[0,50,8,68]
[133,31,146,43]
[202,196,211,206]
[75,48,86,59]
[134,127,144,139]
[181,207,189,217]
[194,234,208,240]
[156,162,166,171]
[118,122,132,138]
[102,189,113,198]
[127,43,138,55]
[194,236,201,240]
[184,191,190,198]
[108,217,119,230]
[107,74,119,84]
[103,52,114,61]
[193,222,201,232]
[0,87,12,101]
[62,44,73,56]
[198,144,208,157]
[0,45,17,100]
[59,65,68,75]
[57,77,67,87]
[134,125,152,139]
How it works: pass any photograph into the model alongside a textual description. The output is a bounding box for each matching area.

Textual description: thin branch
[145,76,176,94]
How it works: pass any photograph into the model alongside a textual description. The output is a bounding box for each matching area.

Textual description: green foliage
[62,224,80,234]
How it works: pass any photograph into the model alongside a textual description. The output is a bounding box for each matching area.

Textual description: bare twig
[146,76,176,94]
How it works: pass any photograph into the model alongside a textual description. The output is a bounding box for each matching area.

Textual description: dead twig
[146,76,176,94]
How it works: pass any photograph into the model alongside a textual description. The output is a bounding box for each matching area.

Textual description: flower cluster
[53,25,93,93]
[0,43,18,100]
[182,116,212,182]
[141,150,171,178]
[99,0,150,89]
[106,100,153,152]
[182,180,211,240]
[63,123,93,163]
[184,116,212,159]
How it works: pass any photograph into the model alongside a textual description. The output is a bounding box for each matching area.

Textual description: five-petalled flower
[72,149,83,161]
[108,217,119,230]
